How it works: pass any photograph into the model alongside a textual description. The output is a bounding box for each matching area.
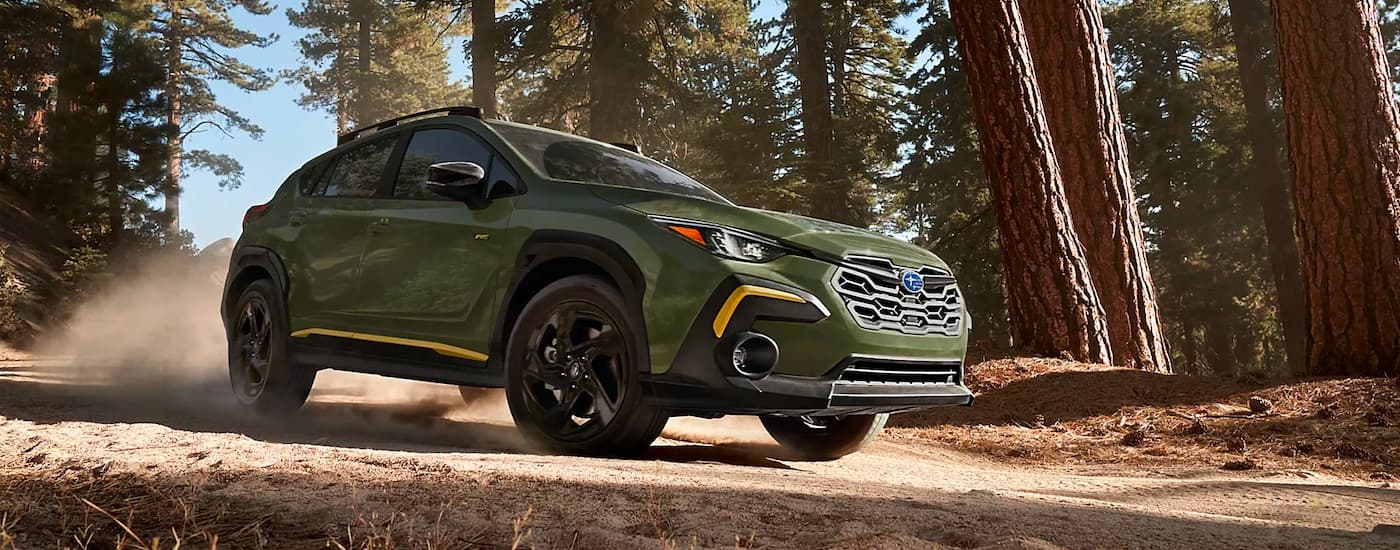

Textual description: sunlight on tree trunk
[949,0,1112,363]
[1273,0,1400,377]
[1021,0,1171,373]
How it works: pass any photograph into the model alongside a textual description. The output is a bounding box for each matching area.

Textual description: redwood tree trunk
[949,0,1112,363]
[1273,0,1400,377]
[791,0,849,225]
[1226,0,1308,377]
[1020,0,1171,373]
[471,0,497,118]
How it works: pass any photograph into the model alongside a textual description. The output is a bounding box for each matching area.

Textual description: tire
[760,414,888,460]
[504,275,668,457]
[227,279,315,415]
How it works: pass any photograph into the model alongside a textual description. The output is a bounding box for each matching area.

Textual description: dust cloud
[28,245,511,431]
[23,244,775,452]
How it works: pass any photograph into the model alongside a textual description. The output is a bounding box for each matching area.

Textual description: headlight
[650,216,788,262]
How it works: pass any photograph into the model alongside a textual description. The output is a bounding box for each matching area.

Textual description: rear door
[354,126,519,361]
[285,134,400,334]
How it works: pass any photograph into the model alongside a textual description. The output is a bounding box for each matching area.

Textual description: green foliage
[152,0,278,190]
[57,246,111,310]
[0,246,35,342]
[285,0,467,132]
[1106,0,1283,374]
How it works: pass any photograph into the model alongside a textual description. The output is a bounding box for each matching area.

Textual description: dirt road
[2,358,1398,549]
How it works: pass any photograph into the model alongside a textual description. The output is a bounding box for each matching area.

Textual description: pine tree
[948,0,1112,363]
[1272,0,1400,376]
[151,0,276,235]
[1020,0,1170,372]
[1224,0,1307,376]
[286,0,466,132]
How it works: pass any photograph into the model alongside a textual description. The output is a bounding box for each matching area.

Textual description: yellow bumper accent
[712,285,806,338]
[290,328,489,362]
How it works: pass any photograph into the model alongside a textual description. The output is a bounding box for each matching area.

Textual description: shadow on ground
[0,361,801,469]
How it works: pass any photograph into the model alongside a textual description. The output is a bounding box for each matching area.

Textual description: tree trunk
[1226,0,1308,377]
[107,111,122,249]
[1020,0,1171,373]
[353,0,373,126]
[791,0,849,225]
[949,0,1112,363]
[588,1,646,143]
[1272,0,1400,377]
[471,0,497,118]
[164,4,182,236]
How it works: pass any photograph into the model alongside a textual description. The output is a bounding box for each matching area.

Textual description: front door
[355,127,518,362]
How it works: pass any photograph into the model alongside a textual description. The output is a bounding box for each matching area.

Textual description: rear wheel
[761,414,888,460]
[227,279,315,414]
[504,275,667,457]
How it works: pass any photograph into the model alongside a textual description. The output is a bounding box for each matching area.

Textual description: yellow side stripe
[290,328,489,362]
[712,285,807,338]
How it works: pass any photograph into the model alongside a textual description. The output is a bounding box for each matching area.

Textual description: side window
[322,138,395,198]
[394,128,494,200]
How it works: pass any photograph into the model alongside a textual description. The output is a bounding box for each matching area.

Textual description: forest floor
[1,350,1399,549]
[889,357,1400,482]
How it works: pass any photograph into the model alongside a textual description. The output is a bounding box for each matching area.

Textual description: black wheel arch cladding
[490,230,650,375]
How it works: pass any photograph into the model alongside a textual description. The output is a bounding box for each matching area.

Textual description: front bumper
[642,271,974,416]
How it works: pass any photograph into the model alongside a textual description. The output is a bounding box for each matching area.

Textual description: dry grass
[0,468,503,549]
[889,357,1400,479]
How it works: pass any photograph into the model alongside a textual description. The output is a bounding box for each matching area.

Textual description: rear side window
[321,138,395,198]
[394,128,494,199]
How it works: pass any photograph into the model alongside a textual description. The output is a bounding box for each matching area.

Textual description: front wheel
[761,414,888,460]
[504,275,668,457]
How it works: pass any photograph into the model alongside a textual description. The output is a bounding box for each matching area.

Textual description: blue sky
[181,1,790,247]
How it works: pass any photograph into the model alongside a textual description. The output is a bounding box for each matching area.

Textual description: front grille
[832,358,963,398]
[830,255,964,336]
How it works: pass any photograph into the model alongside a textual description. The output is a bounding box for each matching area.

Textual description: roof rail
[337,105,483,145]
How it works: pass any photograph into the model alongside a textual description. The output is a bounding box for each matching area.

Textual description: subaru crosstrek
[221,106,973,459]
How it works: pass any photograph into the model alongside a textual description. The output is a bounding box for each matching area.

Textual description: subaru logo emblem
[900,270,924,294]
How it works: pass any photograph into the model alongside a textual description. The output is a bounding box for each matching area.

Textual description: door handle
[368,217,390,234]
[289,208,309,226]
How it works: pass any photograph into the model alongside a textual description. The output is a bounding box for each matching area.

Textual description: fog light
[727,331,778,379]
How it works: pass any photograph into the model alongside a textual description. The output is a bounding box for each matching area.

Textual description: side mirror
[427,161,486,202]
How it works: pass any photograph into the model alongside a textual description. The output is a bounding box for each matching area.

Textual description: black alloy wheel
[505,275,667,456]
[227,279,315,414]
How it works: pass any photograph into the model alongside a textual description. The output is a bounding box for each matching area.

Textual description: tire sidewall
[227,279,312,414]
[761,413,889,460]
[504,275,665,456]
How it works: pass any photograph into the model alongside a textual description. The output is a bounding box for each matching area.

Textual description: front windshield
[488,122,731,204]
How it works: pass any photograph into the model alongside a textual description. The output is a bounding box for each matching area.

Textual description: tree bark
[949,0,1113,363]
[1020,0,1171,373]
[471,0,497,118]
[352,0,373,126]
[791,0,850,225]
[1226,0,1308,377]
[588,1,647,143]
[164,3,182,236]
[1273,0,1400,377]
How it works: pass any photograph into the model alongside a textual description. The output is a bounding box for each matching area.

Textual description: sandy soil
[1,358,1398,549]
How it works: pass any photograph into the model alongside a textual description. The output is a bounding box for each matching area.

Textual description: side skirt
[290,334,505,388]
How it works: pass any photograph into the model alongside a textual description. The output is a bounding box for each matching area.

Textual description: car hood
[591,186,952,271]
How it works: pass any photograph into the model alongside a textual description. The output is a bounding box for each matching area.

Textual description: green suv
[222,106,972,459]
